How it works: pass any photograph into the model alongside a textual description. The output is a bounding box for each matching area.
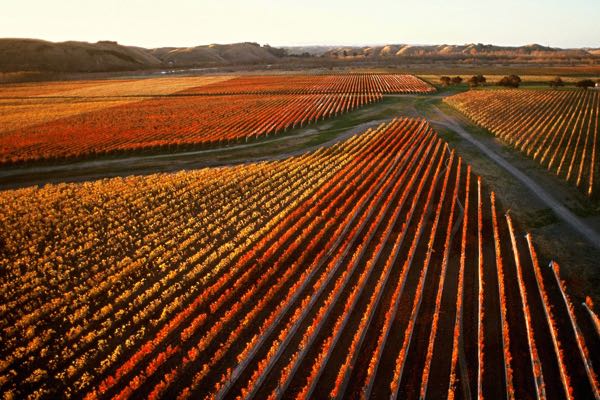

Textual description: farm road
[4,87,600,252]
[0,119,389,190]
[429,105,600,250]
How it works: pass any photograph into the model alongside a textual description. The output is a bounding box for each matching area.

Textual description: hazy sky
[1,0,599,48]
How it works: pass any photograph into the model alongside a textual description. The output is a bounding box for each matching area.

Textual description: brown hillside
[0,39,284,73]
[0,39,162,72]
[149,42,279,66]
[319,43,595,59]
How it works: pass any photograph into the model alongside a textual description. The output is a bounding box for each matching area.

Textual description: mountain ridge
[1,38,598,73]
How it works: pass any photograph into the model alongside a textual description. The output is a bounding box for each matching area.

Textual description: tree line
[440,75,599,89]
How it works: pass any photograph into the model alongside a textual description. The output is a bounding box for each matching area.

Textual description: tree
[498,75,521,88]
[468,76,480,88]
[451,76,463,84]
[468,75,487,88]
[440,76,452,86]
[549,76,564,89]
[575,79,595,90]
[509,74,521,87]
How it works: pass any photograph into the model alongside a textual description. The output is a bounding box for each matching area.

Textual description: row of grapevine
[207,120,435,400]
[550,262,600,395]
[1,132,369,397]
[143,121,422,400]
[0,76,236,136]
[327,137,442,399]
[1,118,598,399]
[445,89,600,198]
[0,119,411,398]
[271,130,443,400]
[0,76,235,98]
[1,93,381,165]
[182,73,435,95]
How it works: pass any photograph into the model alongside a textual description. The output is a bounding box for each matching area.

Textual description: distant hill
[149,43,283,67]
[0,39,286,73]
[289,43,595,59]
[0,39,163,72]
[1,39,598,73]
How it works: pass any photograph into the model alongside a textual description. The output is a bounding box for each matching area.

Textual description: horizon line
[2,37,598,50]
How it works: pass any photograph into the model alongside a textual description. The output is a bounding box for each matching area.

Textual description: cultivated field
[445,89,599,198]
[0,93,381,164]
[0,76,235,98]
[181,73,436,94]
[0,76,236,135]
[0,74,431,165]
[1,118,597,399]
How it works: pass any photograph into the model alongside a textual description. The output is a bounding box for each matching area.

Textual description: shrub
[498,75,521,88]
[575,79,595,90]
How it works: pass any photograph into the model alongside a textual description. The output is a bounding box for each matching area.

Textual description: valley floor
[4,84,599,304]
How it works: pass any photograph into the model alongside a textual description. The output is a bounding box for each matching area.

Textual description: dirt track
[3,93,600,253]
[430,105,600,250]
[0,119,389,190]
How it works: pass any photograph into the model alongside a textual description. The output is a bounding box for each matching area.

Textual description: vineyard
[0,118,597,399]
[445,89,600,198]
[0,76,235,98]
[0,93,380,165]
[0,74,433,165]
[181,73,436,95]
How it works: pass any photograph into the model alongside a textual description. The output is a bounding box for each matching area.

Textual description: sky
[1,0,599,49]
